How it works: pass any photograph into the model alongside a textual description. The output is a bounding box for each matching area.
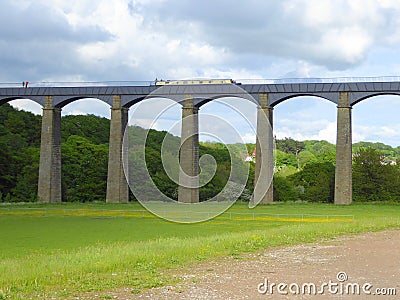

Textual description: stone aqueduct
[1,80,400,205]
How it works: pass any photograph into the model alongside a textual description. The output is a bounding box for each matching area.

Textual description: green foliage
[145,129,179,200]
[0,105,112,203]
[289,162,335,203]
[275,149,297,168]
[275,165,298,177]
[0,104,41,198]
[297,150,317,168]
[353,147,400,202]
[276,137,305,155]
[304,140,336,163]
[11,147,40,202]
[200,143,231,200]
[2,102,400,204]
[273,176,299,202]
[353,142,397,161]
[62,135,108,202]
[61,114,110,144]
[0,103,41,147]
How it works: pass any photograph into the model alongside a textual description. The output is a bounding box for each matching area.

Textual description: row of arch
[0,91,399,204]
[0,91,400,109]
[2,90,400,108]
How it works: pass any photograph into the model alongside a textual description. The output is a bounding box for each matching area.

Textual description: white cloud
[353,124,400,146]
[274,121,337,144]
[3,0,400,82]
[9,99,42,115]
[242,133,256,144]
[3,0,400,148]
[62,99,111,117]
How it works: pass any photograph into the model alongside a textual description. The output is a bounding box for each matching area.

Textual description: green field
[0,202,399,299]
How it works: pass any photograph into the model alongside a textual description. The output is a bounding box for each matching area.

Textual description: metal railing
[1,76,400,88]
[0,80,154,88]
[238,76,400,85]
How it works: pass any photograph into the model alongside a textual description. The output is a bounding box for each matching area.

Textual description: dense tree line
[0,104,110,202]
[0,104,41,201]
[1,103,400,203]
[274,139,400,203]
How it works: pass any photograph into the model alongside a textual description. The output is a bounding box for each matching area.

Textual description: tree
[273,176,299,202]
[62,135,108,202]
[11,147,40,202]
[353,147,400,202]
[297,150,317,169]
[289,162,335,203]
[276,138,305,155]
[0,127,14,194]
[305,140,336,163]
[61,114,110,145]
[276,138,305,169]
[0,104,41,199]
[275,150,297,168]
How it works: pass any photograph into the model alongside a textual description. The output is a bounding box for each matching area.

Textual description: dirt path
[90,230,400,299]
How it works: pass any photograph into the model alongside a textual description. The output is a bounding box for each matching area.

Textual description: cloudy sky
[2,0,400,146]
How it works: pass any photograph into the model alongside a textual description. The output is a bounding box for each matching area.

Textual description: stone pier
[38,96,62,203]
[106,95,129,203]
[178,95,199,203]
[334,92,352,204]
[254,93,274,204]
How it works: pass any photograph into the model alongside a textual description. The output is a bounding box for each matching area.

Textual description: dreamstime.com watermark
[257,272,397,296]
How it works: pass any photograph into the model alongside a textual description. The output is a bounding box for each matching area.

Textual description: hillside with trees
[1,104,400,203]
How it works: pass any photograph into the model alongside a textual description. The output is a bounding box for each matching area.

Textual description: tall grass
[0,202,399,299]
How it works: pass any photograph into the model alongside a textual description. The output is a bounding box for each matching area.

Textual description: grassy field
[0,202,399,299]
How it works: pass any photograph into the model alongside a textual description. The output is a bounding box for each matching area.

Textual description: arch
[195,94,258,108]
[198,96,258,143]
[270,93,337,108]
[7,99,43,115]
[130,83,258,109]
[54,96,112,109]
[122,96,152,108]
[61,98,111,118]
[0,97,43,108]
[128,96,182,134]
[352,94,400,147]
[351,92,400,106]
[273,95,337,148]
[123,93,258,110]
[60,98,112,203]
